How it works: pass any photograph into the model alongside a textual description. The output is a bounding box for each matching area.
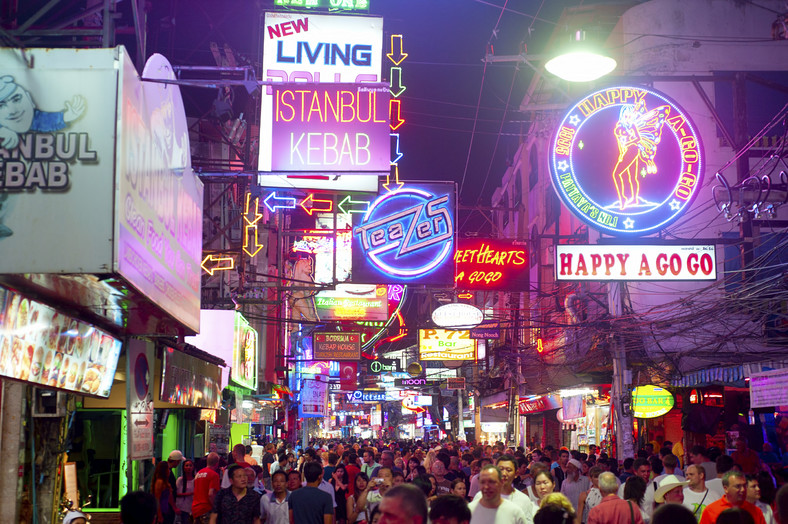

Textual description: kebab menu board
[0,286,122,397]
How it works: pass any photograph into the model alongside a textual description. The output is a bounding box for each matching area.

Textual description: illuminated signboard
[270,83,390,172]
[555,244,716,281]
[160,346,222,409]
[258,13,382,191]
[419,329,477,361]
[0,286,122,398]
[273,0,370,11]
[550,86,703,236]
[394,377,441,387]
[315,284,388,322]
[232,313,258,390]
[455,238,529,291]
[431,303,483,329]
[344,390,388,403]
[352,183,456,285]
[312,332,361,360]
[632,385,674,418]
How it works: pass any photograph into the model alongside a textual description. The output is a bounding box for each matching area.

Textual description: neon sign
[385,36,407,192]
[273,0,370,11]
[201,254,235,275]
[550,85,703,236]
[419,329,477,361]
[270,83,390,172]
[555,244,717,281]
[352,183,456,284]
[454,238,529,291]
[243,193,264,257]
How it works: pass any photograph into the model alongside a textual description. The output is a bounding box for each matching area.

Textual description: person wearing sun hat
[62,511,88,524]
[654,475,690,507]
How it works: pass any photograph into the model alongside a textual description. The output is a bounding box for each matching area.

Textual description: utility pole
[609,282,635,460]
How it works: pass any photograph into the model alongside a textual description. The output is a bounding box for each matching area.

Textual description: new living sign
[258,12,383,191]
[352,183,456,285]
[555,245,716,281]
[550,86,703,236]
[0,49,203,333]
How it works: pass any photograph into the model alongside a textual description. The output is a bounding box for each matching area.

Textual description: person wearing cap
[560,458,590,514]
[698,471,766,524]
[0,75,86,149]
[62,511,88,524]
[654,475,690,508]
[168,450,185,496]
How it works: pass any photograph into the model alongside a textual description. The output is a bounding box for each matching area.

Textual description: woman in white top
[175,460,195,524]
[577,467,604,524]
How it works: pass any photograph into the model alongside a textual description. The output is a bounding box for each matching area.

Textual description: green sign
[273,0,369,11]
[632,385,674,419]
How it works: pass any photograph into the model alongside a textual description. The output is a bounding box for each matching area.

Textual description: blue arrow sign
[264,192,296,212]
[390,133,403,165]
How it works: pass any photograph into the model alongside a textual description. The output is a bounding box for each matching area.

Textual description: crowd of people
[73,437,788,524]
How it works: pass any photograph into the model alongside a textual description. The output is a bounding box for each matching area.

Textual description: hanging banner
[749,368,788,408]
[127,339,155,460]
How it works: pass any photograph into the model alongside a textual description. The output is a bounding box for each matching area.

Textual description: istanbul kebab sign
[549,85,703,236]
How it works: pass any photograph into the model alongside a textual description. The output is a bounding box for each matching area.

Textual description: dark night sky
[143,0,597,208]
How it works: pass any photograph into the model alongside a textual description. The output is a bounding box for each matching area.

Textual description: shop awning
[670,359,788,387]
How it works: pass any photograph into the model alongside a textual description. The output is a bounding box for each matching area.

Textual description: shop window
[529,144,539,190]
[69,410,122,509]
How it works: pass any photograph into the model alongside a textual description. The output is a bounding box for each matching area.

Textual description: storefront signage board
[300,378,329,417]
[431,303,483,329]
[344,389,389,402]
[116,53,203,333]
[556,244,716,281]
[315,284,389,321]
[233,313,258,391]
[127,339,154,460]
[312,332,361,360]
[470,324,500,339]
[352,183,456,285]
[269,83,390,172]
[367,359,400,374]
[454,239,529,291]
[160,346,222,409]
[0,286,122,398]
[550,85,703,236]
[632,385,674,418]
[419,329,477,361]
[394,377,440,387]
[258,12,382,190]
[518,394,562,415]
[750,368,788,408]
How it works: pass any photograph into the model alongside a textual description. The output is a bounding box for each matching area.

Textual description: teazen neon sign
[454,238,528,291]
[549,85,703,236]
[352,183,456,285]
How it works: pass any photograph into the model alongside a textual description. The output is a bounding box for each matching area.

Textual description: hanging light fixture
[545,30,617,82]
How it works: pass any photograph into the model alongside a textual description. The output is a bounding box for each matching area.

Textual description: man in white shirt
[468,465,527,524]
[362,449,381,478]
[682,464,721,521]
[560,458,590,514]
[260,470,290,524]
[471,455,536,523]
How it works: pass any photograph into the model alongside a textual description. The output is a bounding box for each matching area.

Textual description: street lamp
[545,30,617,82]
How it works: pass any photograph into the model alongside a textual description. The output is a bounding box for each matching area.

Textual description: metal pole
[609,282,635,460]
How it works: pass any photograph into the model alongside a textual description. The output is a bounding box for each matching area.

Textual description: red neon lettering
[280,21,293,36]
[688,253,699,275]
[701,253,713,275]
[575,255,588,276]
[559,254,572,276]
[603,254,615,276]
[590,254,602,275]
[617,254,629,275]
[638,254,652,276]
[656,254,669,276]
[669,254,681,275]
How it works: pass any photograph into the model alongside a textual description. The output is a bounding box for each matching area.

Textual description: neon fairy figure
[611,98,671,209]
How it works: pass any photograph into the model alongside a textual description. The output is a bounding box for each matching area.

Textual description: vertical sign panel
[127,339,154,460]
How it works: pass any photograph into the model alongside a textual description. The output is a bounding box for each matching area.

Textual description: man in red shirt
[192,452,221,524]
[731,438,762,476]
[345,452,361,496]
[588,472,645,524]
[699,471,766,524]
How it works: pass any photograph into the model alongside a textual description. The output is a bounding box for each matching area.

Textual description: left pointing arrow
[264,192,296,212]
[300,194,333,215]
[201,254,235,275]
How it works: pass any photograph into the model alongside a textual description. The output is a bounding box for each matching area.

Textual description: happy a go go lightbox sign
[351,182,456,285]
[549,85,703,236]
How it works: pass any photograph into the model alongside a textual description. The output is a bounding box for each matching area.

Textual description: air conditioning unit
[32,388,66,418]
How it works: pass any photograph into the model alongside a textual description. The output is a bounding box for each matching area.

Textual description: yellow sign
[418,329,477,361]
[632,385,674,419]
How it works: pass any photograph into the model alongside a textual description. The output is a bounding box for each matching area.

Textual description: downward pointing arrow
[389,99,404,131]
[386,34,408,65]
[383,166,405,193]
[389,67,406,98]
[390,133,403,165]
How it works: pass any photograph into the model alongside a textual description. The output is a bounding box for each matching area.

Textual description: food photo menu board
[0,286,122,397]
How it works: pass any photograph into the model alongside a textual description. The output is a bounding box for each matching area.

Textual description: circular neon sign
[550,86,703,236]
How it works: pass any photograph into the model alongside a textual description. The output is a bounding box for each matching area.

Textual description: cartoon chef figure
[0,75,86,237]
